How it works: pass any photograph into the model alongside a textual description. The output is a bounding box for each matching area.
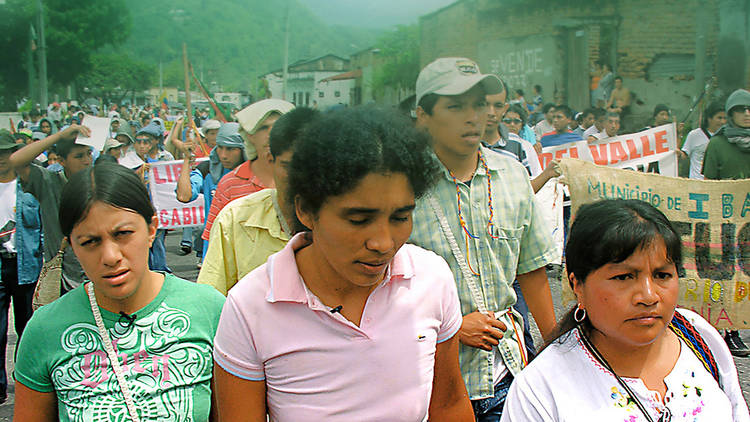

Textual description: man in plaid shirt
[410,57,559,421]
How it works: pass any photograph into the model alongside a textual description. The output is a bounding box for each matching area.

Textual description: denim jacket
[0,183,43,285]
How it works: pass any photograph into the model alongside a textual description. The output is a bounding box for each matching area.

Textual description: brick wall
[616,0,720,79]
[417,0,721,124]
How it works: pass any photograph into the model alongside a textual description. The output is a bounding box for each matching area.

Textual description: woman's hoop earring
[574,306,586,323]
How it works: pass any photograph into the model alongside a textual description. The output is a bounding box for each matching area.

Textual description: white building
[261,54,351,108]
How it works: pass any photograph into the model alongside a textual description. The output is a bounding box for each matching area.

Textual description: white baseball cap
[416,57,502,107]
[236,99,294,135]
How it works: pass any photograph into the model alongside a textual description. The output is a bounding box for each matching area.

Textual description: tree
[0,0,37,109]
[372,24,420,99]
[0,0,131,109]
[75,53,155,104]
[44,0,131,87]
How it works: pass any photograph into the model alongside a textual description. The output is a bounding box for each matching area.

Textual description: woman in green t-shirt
[14,161,225,422]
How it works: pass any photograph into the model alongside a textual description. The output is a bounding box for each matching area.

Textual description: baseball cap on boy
[416,57,503,107]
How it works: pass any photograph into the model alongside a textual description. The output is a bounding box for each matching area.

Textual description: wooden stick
[182,43,192,136]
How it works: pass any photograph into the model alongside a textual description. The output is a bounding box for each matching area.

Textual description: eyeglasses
[502,118,523,124]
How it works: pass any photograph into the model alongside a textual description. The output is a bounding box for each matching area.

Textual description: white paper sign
[76,114,112,151]
[148,159,207,229]
[118,149,144,169]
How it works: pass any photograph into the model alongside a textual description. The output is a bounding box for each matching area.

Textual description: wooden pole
[183,43,192,126]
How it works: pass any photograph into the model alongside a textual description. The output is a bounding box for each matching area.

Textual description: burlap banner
[560,158,750,329]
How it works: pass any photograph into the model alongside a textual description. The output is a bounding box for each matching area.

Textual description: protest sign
[76,114,112,151]
[538,123,678,176]
[535,180,565,265]
[560,158,750,329]
[164,115,177,132]
[536,124,679,262]
[148,159,207,229]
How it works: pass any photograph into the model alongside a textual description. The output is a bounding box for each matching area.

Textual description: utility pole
[28,25,36,105]
[37,0,48,109]
[159,61,163,92]
[694,1,707,104]
[281,0,290,101]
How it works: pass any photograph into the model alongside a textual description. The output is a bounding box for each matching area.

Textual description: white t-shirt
[583,125,601,139]
[512,134,543,178]
[0,179,17,253]
[501,309,749,422]
[534,120,554,140]
[593,130,616,141]
[681,128,715,180]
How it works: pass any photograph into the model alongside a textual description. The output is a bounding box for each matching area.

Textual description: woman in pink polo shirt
[212,106,473,421]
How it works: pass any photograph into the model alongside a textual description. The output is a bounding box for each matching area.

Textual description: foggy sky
[299,0,457,28]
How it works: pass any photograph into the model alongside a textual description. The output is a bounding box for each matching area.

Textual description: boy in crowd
[10,124,92,293]
[411,57,558,420]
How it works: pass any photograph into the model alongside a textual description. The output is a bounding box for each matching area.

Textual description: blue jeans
[181,227,193,247]
[148,229,170,272]
[0,256,36,391]
[471,374,514,421]
[512,280,537,359]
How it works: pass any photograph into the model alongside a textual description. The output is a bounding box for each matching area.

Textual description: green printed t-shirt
[15,273,225,422]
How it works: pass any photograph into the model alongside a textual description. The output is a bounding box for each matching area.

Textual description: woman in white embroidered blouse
[502,199,749,421]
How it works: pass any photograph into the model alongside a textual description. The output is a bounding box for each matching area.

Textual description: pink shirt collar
[266,232,415,304]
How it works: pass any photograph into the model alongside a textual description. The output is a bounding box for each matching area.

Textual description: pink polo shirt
[213,233,462,421]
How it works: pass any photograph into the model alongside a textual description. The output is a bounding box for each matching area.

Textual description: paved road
[0,230,747,419]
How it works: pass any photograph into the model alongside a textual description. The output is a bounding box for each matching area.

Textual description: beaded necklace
[449,150,498,276]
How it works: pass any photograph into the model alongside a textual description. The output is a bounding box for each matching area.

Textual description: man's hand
[677,122,686,138]
[136,163,151,184]
[59,124,91,140]
[458,311,507,351]
[542,160,561,179]
[177,138,195,155]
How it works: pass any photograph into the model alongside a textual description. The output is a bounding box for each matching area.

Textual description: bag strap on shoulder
[669,311,721,386]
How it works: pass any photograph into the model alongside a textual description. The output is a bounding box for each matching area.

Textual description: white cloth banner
[534,181,565,265]
[537,123,679,175]
[148,159,207,229]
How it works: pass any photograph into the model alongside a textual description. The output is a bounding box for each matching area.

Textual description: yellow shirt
[198,189,290,295]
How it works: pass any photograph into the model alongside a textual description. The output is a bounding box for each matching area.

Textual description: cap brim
[433,74,503,97]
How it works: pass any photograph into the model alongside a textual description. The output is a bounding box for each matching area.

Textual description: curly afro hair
[289,105,441,215]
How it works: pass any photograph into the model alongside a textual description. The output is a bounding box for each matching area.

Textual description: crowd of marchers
[0,57,748,421]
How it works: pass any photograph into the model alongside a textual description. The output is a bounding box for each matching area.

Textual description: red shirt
[202,161,268,240]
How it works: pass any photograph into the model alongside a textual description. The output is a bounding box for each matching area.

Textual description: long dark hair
[544,199,682,349]
[59,161,155,238]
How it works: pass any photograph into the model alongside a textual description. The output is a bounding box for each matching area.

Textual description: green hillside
[121,0,381,93]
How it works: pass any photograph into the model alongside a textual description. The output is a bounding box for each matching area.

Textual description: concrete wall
[316,78,356,108]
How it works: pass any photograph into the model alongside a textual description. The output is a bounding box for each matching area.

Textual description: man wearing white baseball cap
[409,57,558,421]
[202,99,294,242]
